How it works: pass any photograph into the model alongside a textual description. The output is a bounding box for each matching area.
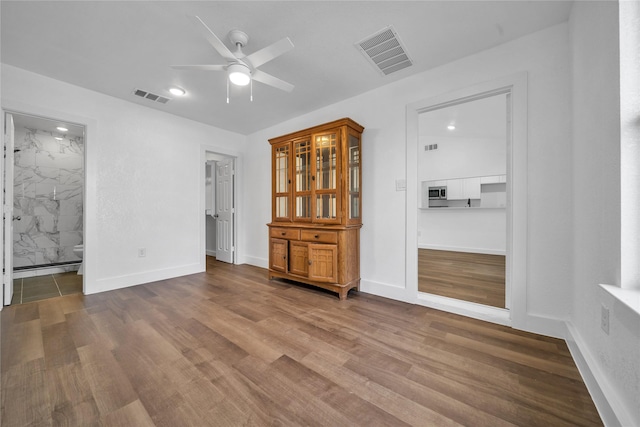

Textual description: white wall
[419,210,506,254]
[243,23,573,322]
[1,64,246,294]
[570,2,639,426]
[418,127,507,253]
[418,136,506,182]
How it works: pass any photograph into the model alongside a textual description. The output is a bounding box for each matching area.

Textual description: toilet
[73,244,84,275]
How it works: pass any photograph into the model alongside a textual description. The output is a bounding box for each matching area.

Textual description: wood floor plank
[2,318,45,369]
[419,249,506,308]
[76,342,139,416]
[272,354,411,426]
[1,358,51,426]
[234,354,356,426]
[46,361,101,426]
[300,351,461,426]
[42,321,81,369]
[99,399,155,427]
[1,258,602,426]
[37,298,67,327]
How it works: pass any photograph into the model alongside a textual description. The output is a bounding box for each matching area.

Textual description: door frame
[2,107,90,303]
[200,145,240,269]
[3,112,15,306]
[406,72,528,328]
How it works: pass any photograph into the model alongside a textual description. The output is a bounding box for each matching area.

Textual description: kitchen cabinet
[446,177,481,200]
[267,118,364,300]
[480,175,506,184]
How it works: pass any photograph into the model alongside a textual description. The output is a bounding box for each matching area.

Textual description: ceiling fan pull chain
[226,78,230,104]
[250,78,253,102]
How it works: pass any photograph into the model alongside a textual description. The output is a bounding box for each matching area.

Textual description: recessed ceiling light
[447,124,456,131]
[169,87,186,96]
[56,126,68,132]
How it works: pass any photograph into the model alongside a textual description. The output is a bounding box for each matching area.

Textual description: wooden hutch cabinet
[268,118,364,299]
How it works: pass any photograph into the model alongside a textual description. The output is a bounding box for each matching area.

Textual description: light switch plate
[396,179,406,191]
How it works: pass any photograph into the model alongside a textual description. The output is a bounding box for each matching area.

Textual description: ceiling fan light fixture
[228,63,251,86]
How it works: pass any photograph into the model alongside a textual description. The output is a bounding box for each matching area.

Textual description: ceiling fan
[172,16,295,100]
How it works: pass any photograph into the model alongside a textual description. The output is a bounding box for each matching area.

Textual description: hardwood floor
[419,249,506,308]
[1,257,601,426]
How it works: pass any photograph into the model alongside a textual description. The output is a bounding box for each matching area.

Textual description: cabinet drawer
[301,230,338,244]
[270,228,300,240]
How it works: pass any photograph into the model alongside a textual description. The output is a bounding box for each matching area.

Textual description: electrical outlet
[138,248,146,258]
[601,304,609,335]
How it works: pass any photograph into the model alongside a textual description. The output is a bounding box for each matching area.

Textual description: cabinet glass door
[347,133,361,221]
[293,139,311,221]
[314,132,339,221]
[273,143,290,221]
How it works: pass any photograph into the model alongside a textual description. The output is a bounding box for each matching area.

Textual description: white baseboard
[515,313,568,340]
[242,255,268,269]
[416,292,511,326]
[86,263,203,295]
[565,322,630,427]
[418,244,506,256]
[359,279,412,303]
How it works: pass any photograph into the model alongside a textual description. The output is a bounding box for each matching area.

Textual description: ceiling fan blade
[252,70,295,93]
[171,64,227,71]
[245,37,294,69]
[188,15,236,62]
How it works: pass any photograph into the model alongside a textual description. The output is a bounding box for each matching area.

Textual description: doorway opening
[3,111,86,305]
[418,93,508,309]
[406,72,528,327]
[205,152,235,264]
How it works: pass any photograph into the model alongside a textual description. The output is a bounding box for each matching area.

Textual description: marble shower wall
[13,126,84,268]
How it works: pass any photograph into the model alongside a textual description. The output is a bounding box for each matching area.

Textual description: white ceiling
[1,1,573,135]
[419,92,507,139]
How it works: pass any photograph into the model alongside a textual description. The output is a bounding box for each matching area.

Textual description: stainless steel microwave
[428,186,447,200]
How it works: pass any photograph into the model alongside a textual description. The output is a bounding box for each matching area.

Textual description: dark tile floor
[12,272,83,305]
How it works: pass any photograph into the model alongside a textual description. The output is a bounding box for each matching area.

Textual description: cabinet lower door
[270,238,288,272]
[308,244,338,282]
[289,241,309,276]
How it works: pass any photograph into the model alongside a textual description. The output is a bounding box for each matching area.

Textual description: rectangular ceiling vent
[355,25,413,76]
[133,89,170,104]
[425,144,438,151]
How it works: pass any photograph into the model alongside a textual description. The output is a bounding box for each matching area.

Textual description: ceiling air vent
[425,144,438,151]
[355,25,413,76]
[133,89,171,104]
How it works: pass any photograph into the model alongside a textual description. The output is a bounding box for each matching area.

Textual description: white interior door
[215,158,234,263]
[3,113,15,305]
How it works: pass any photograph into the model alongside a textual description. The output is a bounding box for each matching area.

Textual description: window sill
[600,284,640,316]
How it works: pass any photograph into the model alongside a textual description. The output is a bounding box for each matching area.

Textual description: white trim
[565,321,631,427]
[1,100,94,296]
[600,284,640,316]
[200,144,242,269]
[360,279,413,303]
[417,292,511,326]
[619,0,640,291]
[418,244,506,256]
[205,250,217,257]
[406,72,528,326]
[242,255,268,269]
[86,263,201,295]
